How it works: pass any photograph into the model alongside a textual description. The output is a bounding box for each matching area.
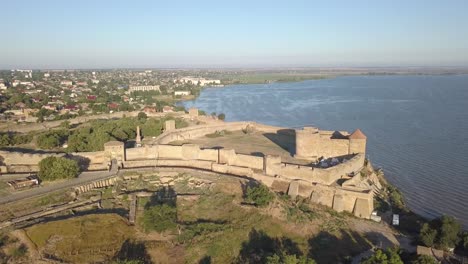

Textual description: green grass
[223,73,328,84]
[177,191,309,263]
[35,191,73,207]
[0,181,10,197]
[26,214,133,263]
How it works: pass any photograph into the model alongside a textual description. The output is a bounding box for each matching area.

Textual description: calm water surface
[181,75,468,227]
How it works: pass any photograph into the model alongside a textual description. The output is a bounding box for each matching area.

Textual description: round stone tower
[295,127,320,160]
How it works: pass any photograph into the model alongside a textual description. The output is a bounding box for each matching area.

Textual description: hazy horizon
[2,0,468,69]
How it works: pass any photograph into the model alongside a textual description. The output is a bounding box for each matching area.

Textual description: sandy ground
[171,130,311,165]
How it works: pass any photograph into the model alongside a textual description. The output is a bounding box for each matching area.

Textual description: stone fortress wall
[295,127,367,160]
[0,116,374,219]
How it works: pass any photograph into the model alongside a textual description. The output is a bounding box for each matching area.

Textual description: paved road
[0,170,116,205]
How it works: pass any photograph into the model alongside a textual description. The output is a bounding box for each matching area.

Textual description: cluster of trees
[38,156,80,181]
[36,129,68,149]
[361,248,403,264]
[67,116,182,152]
[245,184,274,207]
[236,229,316,264]
[419,215,465,250]
[0,132,33,147]
[210,112,226,120]
[266,253,316,264]
[387,185,405,211]
[362,248,440,264]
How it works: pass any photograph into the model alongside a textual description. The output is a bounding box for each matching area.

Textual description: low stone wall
[265,153,365,185]
[155,122,250,144]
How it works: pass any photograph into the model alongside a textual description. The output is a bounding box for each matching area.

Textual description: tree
[361,248,403,264]
[38,156,80,181]
[411,255,438,264]
[36,130,68,149]
[246,184,274,207]
[218,113,226,120]
[60,120,70,129]
[137,112,148,121]
[419,223,437,247]
[462,232,468,249]
[438,215,461,249]
[0,134,10,146]
[267,253,316,264]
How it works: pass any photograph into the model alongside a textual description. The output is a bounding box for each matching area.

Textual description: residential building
[174,90,191,96]
[60,80,73,86]
[179,77,221,86]
[129,85,161,92]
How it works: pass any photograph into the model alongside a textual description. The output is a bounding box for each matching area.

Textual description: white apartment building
[179,77,221,86]
[60,80,73,86]
[174,90,191,96]
[129,85,161,92]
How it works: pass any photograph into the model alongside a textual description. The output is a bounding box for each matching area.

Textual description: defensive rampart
[0,120,373,218]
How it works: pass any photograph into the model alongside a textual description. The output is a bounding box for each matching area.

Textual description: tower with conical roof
[348,129,367,154]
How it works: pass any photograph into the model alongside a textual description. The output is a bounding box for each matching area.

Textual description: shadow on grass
[144,186,177,209]
[113,239,152,264]
[308,230,372,264]
[199,255,212,264]
[235,228,302,264]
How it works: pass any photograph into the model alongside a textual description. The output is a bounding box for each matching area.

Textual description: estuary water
[181,75,468,226]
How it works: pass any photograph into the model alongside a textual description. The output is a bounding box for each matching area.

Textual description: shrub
[217,113,226,120]
[419,223,437,247]
[267,253,316,264]
[137,112,147,121]
[361,248,403,264]
[178,222,227,243]
[388,186,405,210]
[142,204,177,232]
[10,244,27,258]
[438,215,461,249]
[411,255,438,264]
[36,129,68,149]
[246,184,274,207]
[38,156,80,181]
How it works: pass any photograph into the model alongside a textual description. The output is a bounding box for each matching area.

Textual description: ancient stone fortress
[0,114,380,219]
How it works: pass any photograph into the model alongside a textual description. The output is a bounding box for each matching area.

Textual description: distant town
[1,67,466,124]
[0,69,227,123]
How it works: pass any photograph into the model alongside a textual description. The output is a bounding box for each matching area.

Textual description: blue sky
[1,0,467,69]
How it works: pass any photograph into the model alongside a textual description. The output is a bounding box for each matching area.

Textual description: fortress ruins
[0,111,381,219]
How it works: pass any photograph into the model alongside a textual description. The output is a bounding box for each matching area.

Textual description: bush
[137,112,147,121]
[419,223,437,247]
[387,186,405,210]
[38,156,80,181]
[178,222,227,243]
[142,204,177,232]
[36,129,68,149]
[438,215,461,249]
[418,215,462,250]
[246,184,274,207]
[267,253,316,264]
[411,255,438,264]
[217,113,226,120]
[361,248,403,264]
[10,244,27,258]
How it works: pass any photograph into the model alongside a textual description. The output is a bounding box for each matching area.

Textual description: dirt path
[349,218,415,252]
